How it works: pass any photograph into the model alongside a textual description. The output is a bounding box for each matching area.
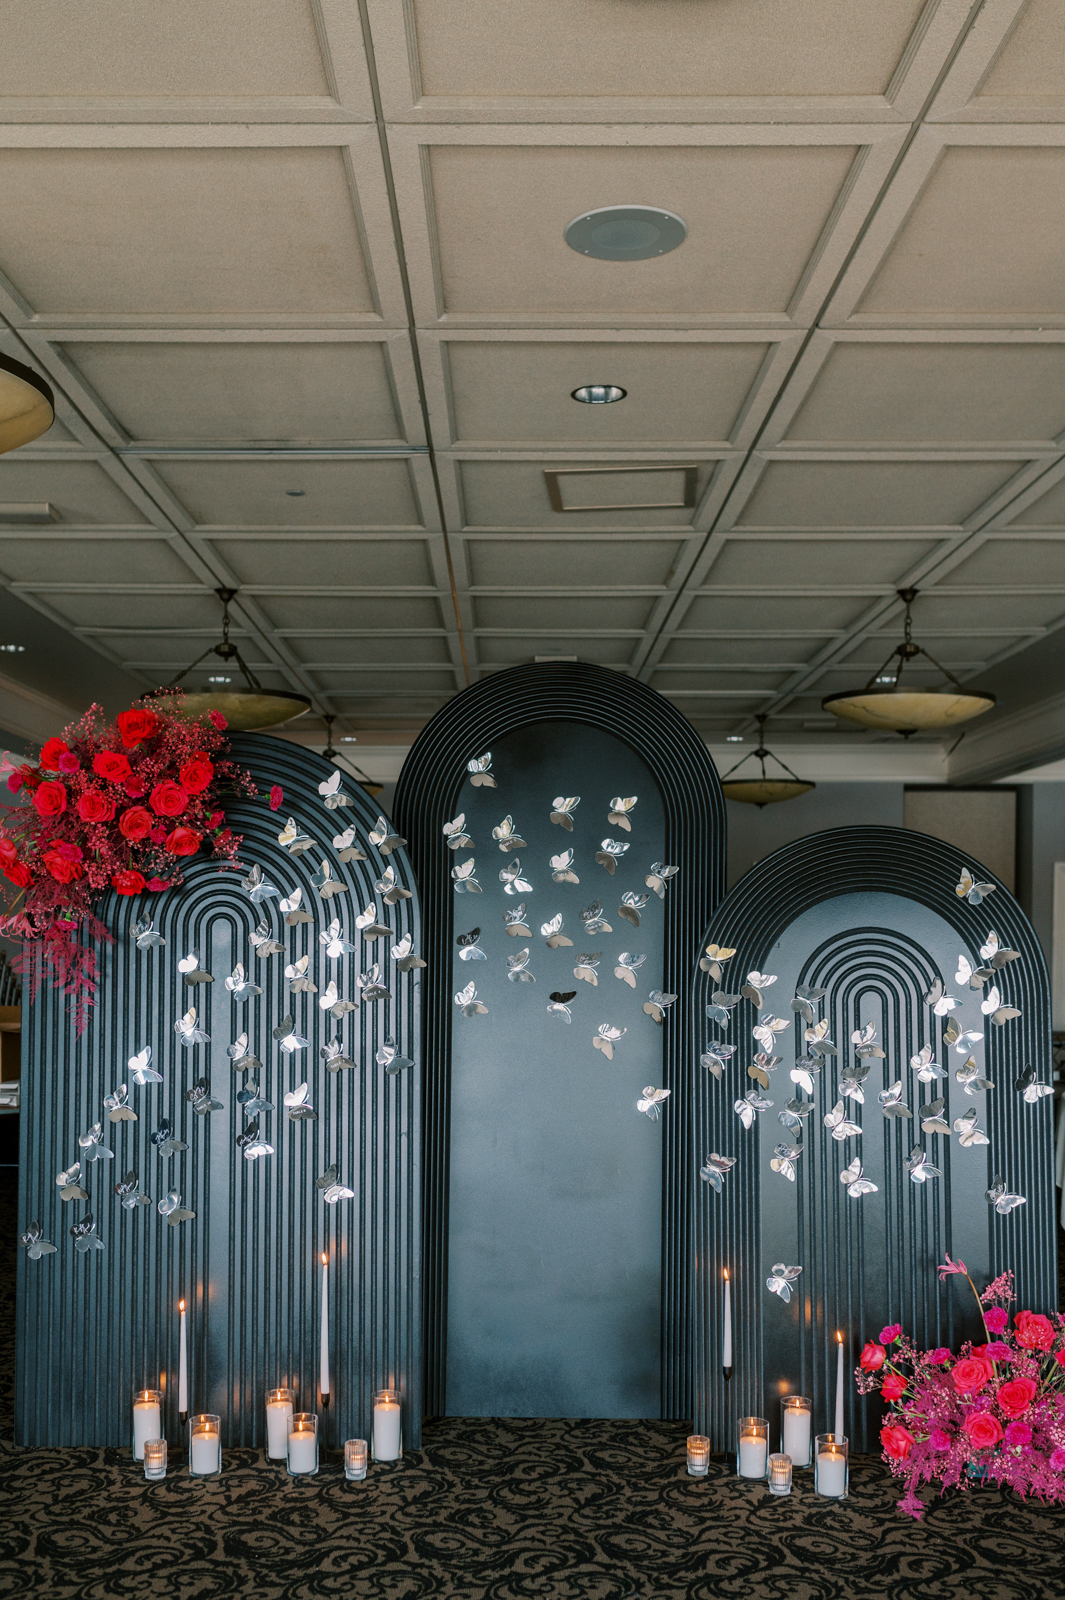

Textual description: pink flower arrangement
[0,696,256,1026]
[858,1261,1065,1519]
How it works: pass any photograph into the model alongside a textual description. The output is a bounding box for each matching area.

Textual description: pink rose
[984,1306,1008,1334]
[952,1357,992,1394]
[880,1324,902,1345]
[881,1425,915,1461]
[1004,1420,1032,1450]
[963,1412,1004,1451]
[1056,1351,1065,1370]
[881,1372,907,1402]
[860,1342,886,1372]
[997,1377,1038,1418]
[1014,1311,1056,1352]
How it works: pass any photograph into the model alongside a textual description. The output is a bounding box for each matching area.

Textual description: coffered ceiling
[1,0,1065,780]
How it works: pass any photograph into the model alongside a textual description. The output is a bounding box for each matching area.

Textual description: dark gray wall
[726,783,904,889]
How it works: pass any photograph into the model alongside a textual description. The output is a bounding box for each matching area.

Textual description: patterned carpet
[4,1169,1064,1600]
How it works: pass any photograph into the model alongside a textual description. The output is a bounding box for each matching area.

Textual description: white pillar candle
[178,1300,188,1415]
[132,1392,162,1461]
[738,1434,767,1479]
[265,1390,293,1460]
[722,1270,732,1369]
[834,1333,844,1439]
[782,1406,811,1468]
[817,1446,847,1498]
[189,1423,220,1476]
[320,1254,330,1402]
[373,1392,402,1461]
[287,1424,318,1475]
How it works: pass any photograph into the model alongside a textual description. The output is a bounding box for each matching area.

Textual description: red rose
[119,806,153,842]
[881,1372,907,1402]
[269,785,283,812]
[150,780,188,817]
[76,789,116,825]
[93,750,131,783]
[0,837,17,869]
[116,708,161,748]
[1014,1311,1055,1352]
[208,710,227,729]
[165,827,201,857]
[42,846,83,884]
[32,780,67,819]
[39,737,69,771]
[952,1358,992,1394]
[3,861,31,887]
[984,1306,1008,1334]
[997,1377,1038,1418]
[963,1411,1004,1451]
[860,1342,886,1372]
[179,754,214,795]
[111,869,146,896]
[881,1425,915,1461]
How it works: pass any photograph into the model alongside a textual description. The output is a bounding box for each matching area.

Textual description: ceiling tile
[446,340,770,444]
[650,669,789,692]
[0,149,373,315]
[0,536,191,585]
[683,594,869,631]
[476,636,634,667]
[0,460,150,524]
[312,670,454,693]
[253,595,445,631]
[472,596,654,630]
[976,0,1064,100]
[429,145,857,317]
[710,537,938,587]
[466,537,684,587]
[41,590,223,629]
[1012,474,1065,526]
[937,539,1065,588]
[291,634,452,665]
[458,460,710,529]
[153,460,422,527]
[209,535,435,586]
[660,635,835,665]
[62,342,403,444]
[736,461,1021,528]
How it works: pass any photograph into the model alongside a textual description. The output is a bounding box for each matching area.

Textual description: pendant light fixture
[0,351,54,455]
[321,714,383,798]
[821,588,995,735]
[719,716,815,807]
[158,587,311,730]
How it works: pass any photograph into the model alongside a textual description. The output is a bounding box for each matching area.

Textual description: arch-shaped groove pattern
[691,826,1056,1451]
[17,733,421,1449]
[393,662,725,1418]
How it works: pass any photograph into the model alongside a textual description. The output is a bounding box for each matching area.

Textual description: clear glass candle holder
[780,1395,812,1468]
[686,1435,710,1476]
[143,1438,167,1481]
[188,1414,222,1478]
[737,1416,769,1480]
[266,1387,294,1461]
[768,1453,792,1496]
[372,1389,402,1462]
[287,1413,319,1477]
[814,1433,849,1498]
[344,1438,369,1481]
[132,1388,163,1462]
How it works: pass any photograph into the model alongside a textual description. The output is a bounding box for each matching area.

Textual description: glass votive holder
[287,1413,319,1477]
[188,1414,222,1478]
[143,1438,167,1481]
[737,1416,769,1480]
[372,1389,402,1462]
[686,1434,710,1476]
[814,1433,849,1498]
[768,1453,792,1496]
[344,1438,369,1481]
[132,1388,163,1462]
[266,1387,294,1461]
[780,1395,812,1468]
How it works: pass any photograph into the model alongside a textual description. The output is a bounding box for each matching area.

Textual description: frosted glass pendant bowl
[821,589,995,735]
[564,206,687,261]
[719,717,814,809]
[0,352,54,455]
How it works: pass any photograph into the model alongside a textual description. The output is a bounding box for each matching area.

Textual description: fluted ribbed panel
[16,735,421,1450]
[691,827,1056,1451]
[393,663,724,1419]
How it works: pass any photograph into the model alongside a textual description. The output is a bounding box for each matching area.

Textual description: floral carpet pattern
[3,1173,1064,1600]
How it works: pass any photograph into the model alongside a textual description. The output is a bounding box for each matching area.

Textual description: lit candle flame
[723,1268,729,1281]
[836,1330,842,1344]
[321,1252,328,1266]
[179,1299,185,1313]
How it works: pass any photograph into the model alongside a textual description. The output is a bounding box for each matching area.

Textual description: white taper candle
[320,1254,330,1399]
[178,1300,188,1416]
[722,1269,733,1369]
[834,1332,844,1438]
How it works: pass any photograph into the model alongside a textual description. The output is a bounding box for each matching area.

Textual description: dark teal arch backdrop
[691,827,1057,1452]
[16,734,421,1450]
[393,662,726,1419]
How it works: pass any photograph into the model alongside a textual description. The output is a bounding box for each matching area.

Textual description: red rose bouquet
[856,1255,1065,1518]
[0,697,256,1026]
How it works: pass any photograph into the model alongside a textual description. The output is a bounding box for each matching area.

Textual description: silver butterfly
[357,965,390,1003]
[924,978,958,1017]
[466,752,497,788]
[455,981,488,1017]
[840,1158,878,1199]
[699,944,736,981]
[79,1122,114,1163]
[312,860,350,900]
[273,1014,310,1053]
[226,962,262,1000]
[236,1120,274,1161]
[277,817,315,855]
[979,931,1020,969]
[778,1098,813,1134]
[369,816,406,855]
[742,970,778,1009]
[840,1061,870,1104]
[550,796,579,830]
[241,863,281,904]
[250,921,285,957]
[507,948,536,984]
[574,952,601,985]
[158,1190,196,1226]
[492,815,527,853]
[457,928,487,962]
[824,1100,862,1141]
[284,1082,317,1121]
[791,986,827,1026]
[70,1214,106,1253]
[790,1056,821,1097]
[920,1097,951,1136]
[443,814,473,851]
[637,1086,670,1121]
[375,865,412,906]
[644,990,677,1025]
[646,863,679,899]
[618,891,650,929]
[956,1056,994,1096]
[981,984,1022,1026]
[186,1078,223,1115]
[504,905,532,938]
[944,1017,985,1053]
[332,825,369,864]
[753,1015,790,1054]
[317,1164,356,1204]
[547,990,577,1022]
[770,1144,803,1182]
[700,1042,736,1080]
[699,1152,736,1193]
[955,954,994,990]
[910,1045,945,1083]
[237,1079,275,1115]
[540,913,572,948]
[114,1171,152,1210]
[748,1051,781,1090]
[320,1039,357,1073]
[580,900,612,935]
[377,1038,415,1075]
[550,849,579,884]
[391,933,426,971]
[706,991,741,1029]
[285,954,317,994]
[851,1023,885,1059]
[132,919,166,950]
[953,1108,991,1147]
[320,918,357,959]
[150,1120,187,1158]
[878,1082,913,1120]
[178,950,213,985]
[735,1089,773,1130]
[1016,1064,1053,1104]
[906,1146,941,1185]
[104,1083,137,1123]
[227,1032,262,1072]
[56,1162,88,1202]
[355,902,391,940]
[174,1007,210,1046]
[500,859,533,896]
[804,1018,837,1057]
[593,1023,626,1060]
[319,770,352,811]
[608,796,637,831]
[957,867,995,907]
[986,1175,1026,1214]
[614,951,646,988]
[766,1263,802,1303]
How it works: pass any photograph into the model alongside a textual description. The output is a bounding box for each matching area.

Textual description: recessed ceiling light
[725,735,744,743]
[0,643,25,653]
[564,205,687,261]
[341,736,358,743]
[207,674,231,684]
[571,385,626,405]
[286,489,306,497]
